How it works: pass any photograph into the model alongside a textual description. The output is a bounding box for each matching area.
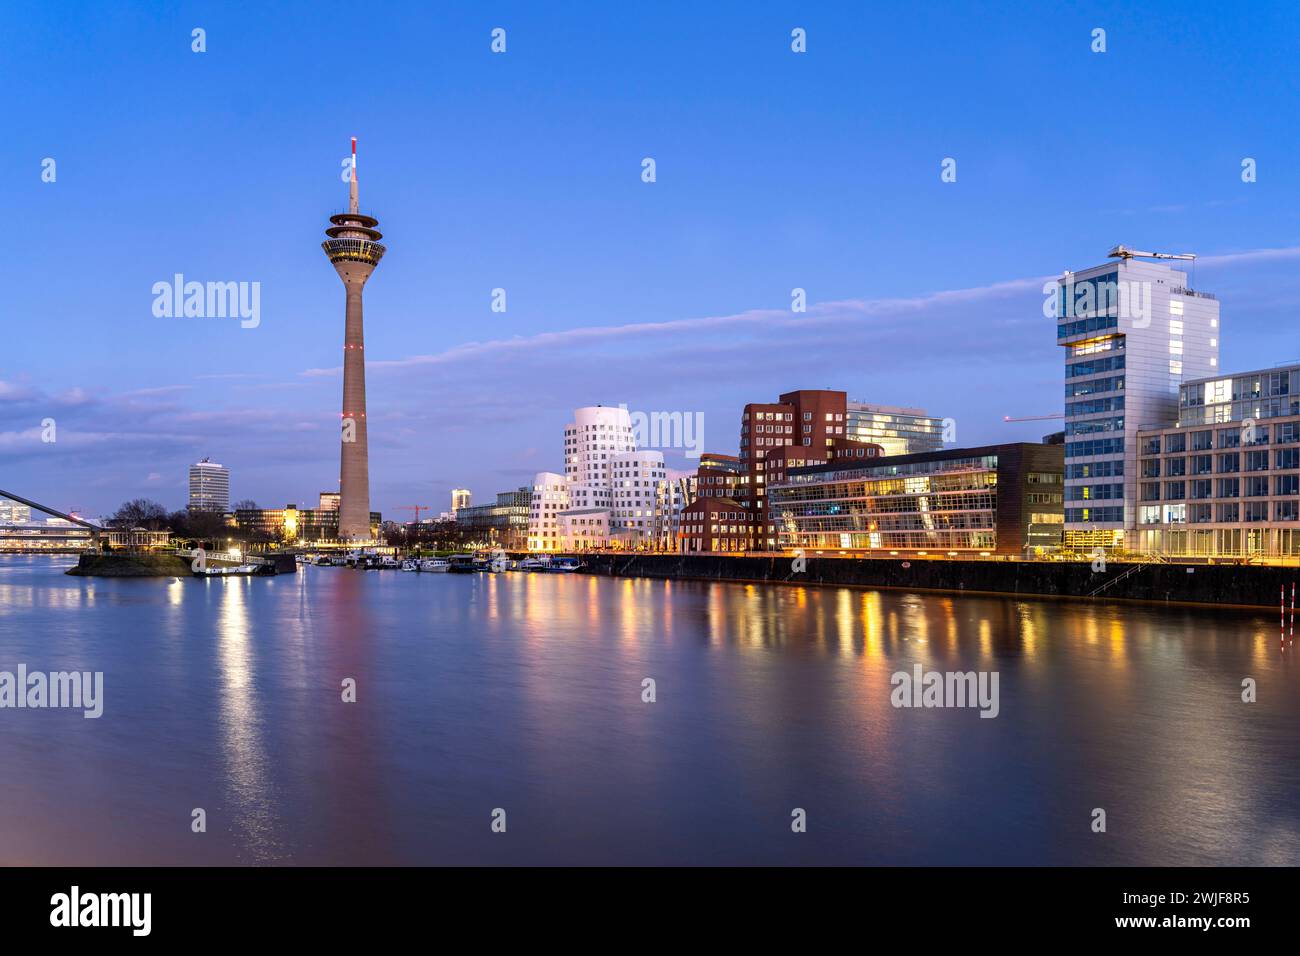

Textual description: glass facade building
[769,442,1064,555]
[1057,255,1219,550]
[1134,364,1300,558]
[844,402,945,456]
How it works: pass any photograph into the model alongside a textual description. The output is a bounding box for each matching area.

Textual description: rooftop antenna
[349,137,359,215]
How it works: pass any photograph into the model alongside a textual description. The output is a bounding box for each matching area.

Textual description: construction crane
[1107,245,1196,262]
[397,505,431,524]
[1004,414,1064,422]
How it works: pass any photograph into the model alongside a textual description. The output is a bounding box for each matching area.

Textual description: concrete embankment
[579,554,1296,609]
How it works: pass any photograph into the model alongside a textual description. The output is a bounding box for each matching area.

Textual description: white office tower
[527,472,570,551]
[609,450,667,546]
[451,488,472,515]
[1058,246,1220,551]
[565,405,636,485]
[188,458,231,512]
[562,404,635,513]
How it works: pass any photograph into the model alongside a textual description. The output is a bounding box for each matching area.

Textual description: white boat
[400,559,419,572]
[519,556,551,571]
[548,557,582,573]
[420,558,450,572]
[194,564,260,577]
[379,555,401,569]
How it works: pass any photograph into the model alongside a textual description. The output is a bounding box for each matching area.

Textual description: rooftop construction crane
[1107,245,1196,262]
[398,505,431,524]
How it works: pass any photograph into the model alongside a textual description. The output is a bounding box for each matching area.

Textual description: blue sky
[4,1,1300,516]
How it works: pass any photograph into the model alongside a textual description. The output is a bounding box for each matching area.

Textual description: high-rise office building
[451,488,472,515]
[1057,247,1219,550]
[846,402,945,455]
[322,137,386,542]
[187,458,230,512]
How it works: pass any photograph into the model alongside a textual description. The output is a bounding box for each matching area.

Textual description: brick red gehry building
[702,389,884,551]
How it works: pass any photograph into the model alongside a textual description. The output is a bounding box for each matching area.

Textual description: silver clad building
[187,458,230,512]
[1057,247,1220,551]
[1135,364,1300,558]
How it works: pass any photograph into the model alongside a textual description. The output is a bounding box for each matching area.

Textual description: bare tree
[113,499,169,530]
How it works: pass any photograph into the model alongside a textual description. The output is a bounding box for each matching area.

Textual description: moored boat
[193,563,261,578]
[548,557,582,572]
[447,554,477,573]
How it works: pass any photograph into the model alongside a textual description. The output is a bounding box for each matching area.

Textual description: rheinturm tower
[323,137,386,542]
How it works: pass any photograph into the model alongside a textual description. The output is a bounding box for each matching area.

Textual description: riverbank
[579,553,1295,609]
[65,553,192,576]
[65,552,297,577]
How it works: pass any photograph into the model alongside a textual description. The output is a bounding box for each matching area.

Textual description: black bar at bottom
[0,866,1282,941]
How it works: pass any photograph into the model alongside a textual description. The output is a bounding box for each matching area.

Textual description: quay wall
[578,554,1294,609]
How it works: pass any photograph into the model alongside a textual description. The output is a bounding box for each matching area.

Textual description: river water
[0,554,1296,865]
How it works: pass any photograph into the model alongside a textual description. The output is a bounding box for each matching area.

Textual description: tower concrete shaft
[323,137,386,542]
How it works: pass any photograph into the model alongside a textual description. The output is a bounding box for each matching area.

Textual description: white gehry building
[609,450,667,546]
[527,404,693,551]
[527,472,569,551]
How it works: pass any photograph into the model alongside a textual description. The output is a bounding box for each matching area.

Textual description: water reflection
[0,556,1296,866]
[214,577,283,863]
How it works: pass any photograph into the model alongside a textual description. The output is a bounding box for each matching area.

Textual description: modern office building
[0,518,98,551]
[1058,247,1219,551]
[527,472,570,551]
[846,402,946,455]
[319,492,340,512]
[769,442,1065,556]
[187,458,230,512]
[678,497,753,553]
[323,137,386,542]
[565,404,636,490]
[526,405,698,551]
[1134,363,1300,558]
[0,497,33,523]
[609,450,668,546]
[556,508,612,550]
[233,505,381,543]
[651,475,695,550]
[455,488,531,550]
[737,389,884,549]
[450,488,472,515]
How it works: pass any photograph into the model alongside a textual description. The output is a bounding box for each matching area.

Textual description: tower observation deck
[323,137,385,542]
